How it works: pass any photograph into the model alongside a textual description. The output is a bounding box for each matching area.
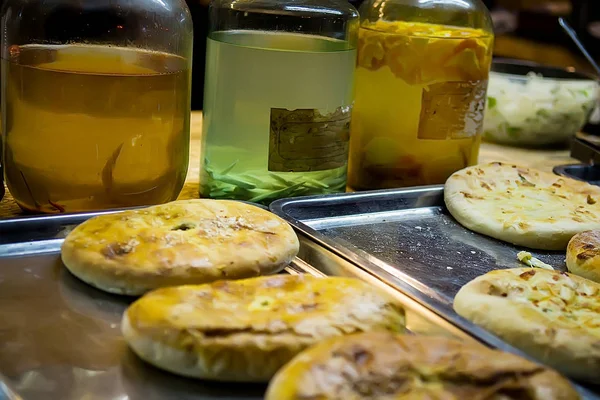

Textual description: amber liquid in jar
[348,21,493,190]
[2,45,190,213]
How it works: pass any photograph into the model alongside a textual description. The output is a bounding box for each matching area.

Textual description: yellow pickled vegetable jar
[348,0,494,190]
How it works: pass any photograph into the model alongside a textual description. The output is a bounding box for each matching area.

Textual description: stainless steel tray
[271,186,600,397]
[0,208,472,400]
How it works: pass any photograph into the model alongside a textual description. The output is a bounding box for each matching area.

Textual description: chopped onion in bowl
[483,71,599,146]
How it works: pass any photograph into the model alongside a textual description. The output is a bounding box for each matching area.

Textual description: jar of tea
[347,0,493,190]
[1,0,193,213]
[199,0,359,205]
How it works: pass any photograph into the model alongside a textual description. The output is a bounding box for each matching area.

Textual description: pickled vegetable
[483,72,599,146]
[200,31,355,204]
[3,45,190,213]
[202,157,346,205]
[348,21,493,190]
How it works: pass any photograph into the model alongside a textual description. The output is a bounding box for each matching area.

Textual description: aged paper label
[417,80,487,140]
[268,106,351,172]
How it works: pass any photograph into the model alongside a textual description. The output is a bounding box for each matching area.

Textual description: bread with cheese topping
[121,274,406,382]
[444,162,600,250]
[61,199,299,295]
[266,332,579,400]
[567,230,600,283]
[454,267,600,382]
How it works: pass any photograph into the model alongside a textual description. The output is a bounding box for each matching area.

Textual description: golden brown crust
[122,275,406,382]
[567,230,600,283]
[444,162,600,250]
[454,267,600,383]
[61,199,299,295]
[265,332,579,400]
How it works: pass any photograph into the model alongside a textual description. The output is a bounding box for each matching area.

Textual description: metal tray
[271,186,600,398]
[0,209,471,400]
[554,163,600,186]
[571,131,600,166]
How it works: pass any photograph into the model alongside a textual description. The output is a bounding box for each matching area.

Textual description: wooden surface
[0,111,577,219]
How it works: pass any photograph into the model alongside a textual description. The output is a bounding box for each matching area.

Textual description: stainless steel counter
[0,209,466,399]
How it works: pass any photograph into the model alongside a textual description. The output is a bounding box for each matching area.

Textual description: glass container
[0,135,3,201]
[347,0,494,190]
[1,0,193,213]
[200,0,359,205]
[1,104,3,201]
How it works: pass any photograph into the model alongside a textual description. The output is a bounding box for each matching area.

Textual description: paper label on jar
[417,80,487,140]
[268,106,351,172]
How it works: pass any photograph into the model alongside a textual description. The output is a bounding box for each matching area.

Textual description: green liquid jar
[200,0,358,205]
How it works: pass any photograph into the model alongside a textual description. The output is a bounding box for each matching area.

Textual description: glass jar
[347,0,493,190]
[200,0,359,205]
[1,104,3,201]
[1,0,193,213]
[0,136,3,202]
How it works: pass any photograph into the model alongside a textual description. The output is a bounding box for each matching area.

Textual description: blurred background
[186,0,600,110]
[484,0,600,73]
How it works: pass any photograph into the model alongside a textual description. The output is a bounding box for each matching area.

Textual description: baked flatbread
[121,274,405,382]
[454,267,600,382]
[567,230,600,283]
[266,332,579,400]
[445,162,600,250]
[61,199,299,295]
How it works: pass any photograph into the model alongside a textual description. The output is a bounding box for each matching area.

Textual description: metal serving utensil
[559,17,600,76]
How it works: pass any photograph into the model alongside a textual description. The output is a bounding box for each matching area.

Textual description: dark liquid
[2,45,190,213]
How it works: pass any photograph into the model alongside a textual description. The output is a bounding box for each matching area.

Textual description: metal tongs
[558,17,600,77]
[553,18,600,172]
[0,372,24,400]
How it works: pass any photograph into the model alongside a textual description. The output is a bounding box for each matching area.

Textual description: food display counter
[0,205,474,399]
[1,113,599,399]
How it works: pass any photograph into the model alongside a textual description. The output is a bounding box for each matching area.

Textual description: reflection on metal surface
[286,257,327,277]
[0,251,267,400]
[0,239,64,257]
[0,254,129,400]
[120,349,265,400]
